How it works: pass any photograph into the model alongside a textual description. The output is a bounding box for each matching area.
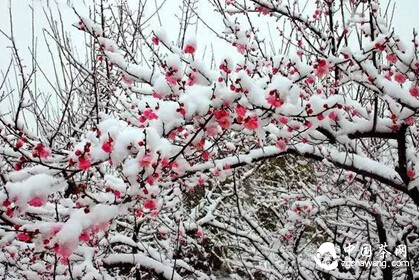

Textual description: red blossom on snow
[394,73,406,84]
[235,104,247,117]
[243,116,259,130]
[267,95,284,107]
[328,111,339,121]
[16,139,25,148]
[184,44,196,54]
[28,197,44,207]
[140,109,158,123]
[314,59,329,78]
[407,169,416,180]
[34,143,50,158]
[102,139,114,153]
[14,163,22,171]
[140,155,153,168]
[78,156,91,170]
[374,42,385,51]
[122,75,133,86]
[386,53,397,63]
[256,6,269,15]
[214,109,230,129]
[152,36,159,45]
[279,117,289,125]
[79,232,90,242]
[276,139,287,151]
[409,87,419,97]
[144,199,157,210]
[235,43,246,54]
[17,233,31,242]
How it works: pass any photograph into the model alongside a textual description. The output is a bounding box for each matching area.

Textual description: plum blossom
[14,163,22,171]
[394,73,406,84]
[405,116,415,125]
[184,44,196,54]
[33,143,50,158]
[267,95,284,107]
[15,138,25,148]
[235,43,246,54]
[17,233,31,242]
[407,169,416,180]
[374,42,385,51]
[235,104,247,117]
[140,109,158,123]
[195,228,204,239]
[256,6,269,15]
[54,245,72,264]
[140,154,153,168]
[102,138,114,153]
[276,139,287,151]
[314,59,329,78]
[328,111,339,121]
[165,73,177,85]
[79,232,90,242]
[214,109,230,129]
[243,116,259,130]
[386,53,397,63]
[279,117,288,125]
[78,156,91,170]
[144,199,157,210]
[305,77,315,84]
[410,87,419,97]
[152,36,159,45]
[28,197,45,207]
[121,75,133,86]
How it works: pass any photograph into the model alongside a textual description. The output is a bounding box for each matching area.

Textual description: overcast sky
[1,0,417,67]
